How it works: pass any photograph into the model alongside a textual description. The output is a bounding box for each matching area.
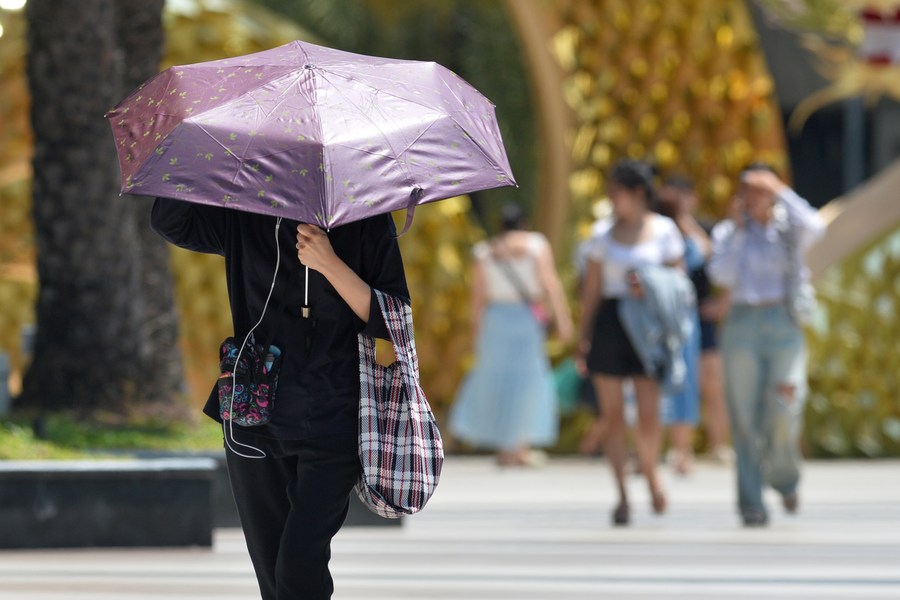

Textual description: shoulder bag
[494,253,551,331]
[356,290,444,518]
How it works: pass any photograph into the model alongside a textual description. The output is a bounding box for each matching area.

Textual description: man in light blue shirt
[708,164,825,527]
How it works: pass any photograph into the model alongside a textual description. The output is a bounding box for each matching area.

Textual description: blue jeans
[720,304,807,516]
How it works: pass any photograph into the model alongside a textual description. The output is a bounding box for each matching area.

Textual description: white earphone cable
[223,217,283,459]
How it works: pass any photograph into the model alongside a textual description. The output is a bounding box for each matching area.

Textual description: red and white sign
[859,8,900,64]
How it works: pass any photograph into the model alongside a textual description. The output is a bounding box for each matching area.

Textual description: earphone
[223,216,283,459]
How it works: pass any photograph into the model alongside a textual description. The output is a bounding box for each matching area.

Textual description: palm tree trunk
[22,0,144,414]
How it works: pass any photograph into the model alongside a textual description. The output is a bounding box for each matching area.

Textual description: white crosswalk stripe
[0,458,898,599]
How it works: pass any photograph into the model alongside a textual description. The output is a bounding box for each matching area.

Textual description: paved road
[1,458,898,599]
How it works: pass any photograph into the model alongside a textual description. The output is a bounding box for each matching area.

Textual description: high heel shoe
[612,502,630,526]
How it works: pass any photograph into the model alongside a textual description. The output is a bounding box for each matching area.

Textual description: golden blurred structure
[551,0,789,228]
[1,1,897,454]
[530,0,899,456]
[803,160,900,456]
[516,0,790,451]
[807,224,900,456]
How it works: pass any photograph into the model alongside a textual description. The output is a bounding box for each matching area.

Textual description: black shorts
[586,298,646,377]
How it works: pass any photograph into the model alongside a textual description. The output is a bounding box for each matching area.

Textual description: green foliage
[0,422,86,459]
[0,415,223,459]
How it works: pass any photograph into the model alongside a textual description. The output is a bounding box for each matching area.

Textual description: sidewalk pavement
[0,457,898,599]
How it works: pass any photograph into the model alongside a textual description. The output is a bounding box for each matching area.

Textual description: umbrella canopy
[106,40,516,229]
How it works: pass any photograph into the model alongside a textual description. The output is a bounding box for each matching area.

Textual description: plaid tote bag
[355,290,444,518]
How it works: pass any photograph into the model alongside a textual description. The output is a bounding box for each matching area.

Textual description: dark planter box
[0,451,399,551]
[0,459,216,549]
[133,451,402,529]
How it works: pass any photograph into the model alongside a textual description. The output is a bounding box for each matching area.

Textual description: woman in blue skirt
[450,204,573,466]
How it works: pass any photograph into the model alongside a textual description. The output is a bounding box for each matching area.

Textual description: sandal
[667,449,693,476]
[612,502,630,526]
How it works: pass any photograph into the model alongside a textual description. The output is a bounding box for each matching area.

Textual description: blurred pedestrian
[707,164,824,527]
[697,288,734,465]
[576,160,688,525]
[656,176,701,475]
[657,175,732,473]
[450,203,573,467]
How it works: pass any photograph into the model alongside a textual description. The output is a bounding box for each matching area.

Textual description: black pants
[225,431,360,600]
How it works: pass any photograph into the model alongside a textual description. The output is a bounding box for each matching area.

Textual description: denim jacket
[618,264,696,394]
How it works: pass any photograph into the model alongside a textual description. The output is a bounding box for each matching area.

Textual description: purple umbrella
[106,40,516,231]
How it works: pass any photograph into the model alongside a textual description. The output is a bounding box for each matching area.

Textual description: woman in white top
[576,160,685,525]
[451,204,573,466]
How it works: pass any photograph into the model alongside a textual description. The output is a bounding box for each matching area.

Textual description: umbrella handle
[301,265,310,318]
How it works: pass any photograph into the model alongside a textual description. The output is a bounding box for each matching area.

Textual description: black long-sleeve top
[150,198,409,439]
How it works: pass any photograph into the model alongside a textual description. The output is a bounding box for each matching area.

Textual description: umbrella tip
[304,64,316,70]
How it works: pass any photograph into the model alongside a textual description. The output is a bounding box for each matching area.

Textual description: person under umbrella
[120,40,516,600]
[152,200,407,599]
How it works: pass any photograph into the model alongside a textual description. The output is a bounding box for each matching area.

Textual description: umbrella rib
[433,76,505,173]
[321,71,450,119]
[315,70,501,171]
[192,122,245,185]
[153,72,183,118]
[430,79,494,156]
[335,68,493,123]
[314,71,409,181]
[392,120,439,160]
[384,110,501,178]
[320,143,397,160]
[193,122,236,155]
[447,119,503,174]
[304,70,330,219]
[436,74,469,112]
[243,144,320,163]
[249,69,316,120]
